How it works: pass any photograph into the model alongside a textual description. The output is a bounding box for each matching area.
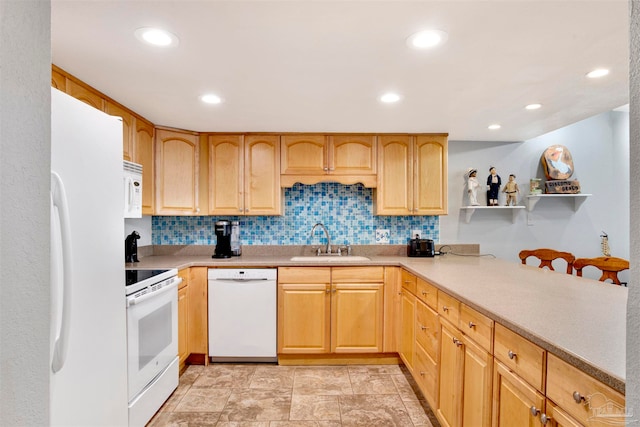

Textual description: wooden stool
[518,248,575,274]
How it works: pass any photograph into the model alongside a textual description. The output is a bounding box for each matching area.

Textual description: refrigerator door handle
[51,171,73,374]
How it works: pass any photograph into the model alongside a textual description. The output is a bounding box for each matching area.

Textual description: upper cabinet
[208,134,282,216]
[280,134,377,187]
[135,119,155,215]
[376,134,448,215]
[105,101,134,162]
[51,68,66,91]
[65,79,105,111]
[155,128,200,215]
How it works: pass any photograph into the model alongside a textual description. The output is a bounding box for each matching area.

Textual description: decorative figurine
[541,144,574,180]
[502,174,520,206]
[486,167,501,206]
[466,168,480,206]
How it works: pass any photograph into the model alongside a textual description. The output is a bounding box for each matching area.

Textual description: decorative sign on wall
[540,144,581,193]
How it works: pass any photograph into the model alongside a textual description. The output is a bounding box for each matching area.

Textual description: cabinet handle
[239,208,243,212]
[323,167,329,171]
[508,350,517,360]
[452,337,462,347]
[196,207,200,213]
[398,292,402,295]
[329,167,335,171]
[245,208,249,212]
[540,414,551,425]
[421,291,428,296]
[530,406,540,417]
[420,324,427,331]
[468,321,476,329]
[326,288,330,294]
[419,371,425,377]
[442,306,449,312]
[572,391,586,404]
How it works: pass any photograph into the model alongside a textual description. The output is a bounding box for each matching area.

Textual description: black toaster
[407,238,435,257]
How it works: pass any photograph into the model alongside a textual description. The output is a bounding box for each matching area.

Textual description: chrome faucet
[310,222,333,255]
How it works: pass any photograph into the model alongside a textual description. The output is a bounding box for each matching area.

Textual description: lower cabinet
[277,267,384,355]
[492,360,545,427]
[177,267,208,371]
[177,270,190,371]
[399,290,416,371]
[437,320,492,427]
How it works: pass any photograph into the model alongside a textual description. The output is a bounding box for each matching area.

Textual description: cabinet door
[134,119,155,215]
[155,128,199,215]
[383,267,402,353]
[414,135,448,214]
[492,360,544,427]
[66,79,104,111]
[329,135,376,175]
[376,135,412,215]
[437,321,464,427]
[462,335,492,427]
[105,101,134,161]
[331,282,383,353]
[187,267,208,358]
[281,134,327,175]
[245,135,281,215]
[399,290,416,371]
[178,284,189,369]
[544,400,582,427]
[209,135,243,215]
[278,283,331,354]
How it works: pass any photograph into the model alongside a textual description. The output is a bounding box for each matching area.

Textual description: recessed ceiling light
[380,93,401,103]
[586,68,610,79]
[406,29,448,49]
[525,103,542,110]
[200,94,223,104]
[488,124,501,130]
[134,27,179,47]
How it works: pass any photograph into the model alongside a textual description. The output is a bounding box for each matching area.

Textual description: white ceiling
[51,0,629,142]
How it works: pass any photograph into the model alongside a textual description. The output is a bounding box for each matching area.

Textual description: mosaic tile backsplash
[152,183,439,245]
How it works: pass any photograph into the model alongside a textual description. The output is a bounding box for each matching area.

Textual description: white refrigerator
[50,88,128,425]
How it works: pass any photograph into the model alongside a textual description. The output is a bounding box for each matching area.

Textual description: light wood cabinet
[543,400,583,427]
[278,267,384,355]
[546,353,625,426]
[437,319,492,427]
[492,360,545,427]
[399,290,416,371]
[376,134,448,215]
[105,101,134,161]
[177,270,189,371]
[494,323,546,393]
[280,134,377,186]
[187,267,208,360]
[65,79,104,111]
[155,128,200,215]
[209,134,281,215]
[134,119,155,215]
[383,267,402,353]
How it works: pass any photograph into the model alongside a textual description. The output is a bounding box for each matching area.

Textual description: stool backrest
[573,257,629,286]
[518,248,576,274]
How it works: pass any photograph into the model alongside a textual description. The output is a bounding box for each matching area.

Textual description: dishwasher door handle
[214,278,270,282]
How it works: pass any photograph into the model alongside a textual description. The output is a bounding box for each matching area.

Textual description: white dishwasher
[208,268,277,362]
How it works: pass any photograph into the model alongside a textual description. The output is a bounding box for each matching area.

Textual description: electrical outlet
[411,229,422,239]
[375,229,390,244]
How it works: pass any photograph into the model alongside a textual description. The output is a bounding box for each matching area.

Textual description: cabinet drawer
[494,323,545,392]
[401,269,417,294]
[415,299,439,361]
[546,353,625,426]
[416,278,438,309]
[332,266,384,282]
[414,342,438,408]
[544,400,582,427]
[278,267,330,283]
[459,304,493,353]
[437,291,460,326]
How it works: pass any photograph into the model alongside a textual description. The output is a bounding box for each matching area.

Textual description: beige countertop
[128,249,626,393]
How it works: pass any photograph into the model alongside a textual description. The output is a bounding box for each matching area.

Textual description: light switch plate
[411,229,422,239]
[375,229,390,244]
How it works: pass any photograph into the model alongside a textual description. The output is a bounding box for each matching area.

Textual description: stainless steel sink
[289,256,371,262]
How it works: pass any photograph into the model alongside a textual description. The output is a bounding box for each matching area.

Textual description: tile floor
[148,364,439,427]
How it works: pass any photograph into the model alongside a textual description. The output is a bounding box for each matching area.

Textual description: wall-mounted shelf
[525,194,592,212]
[461,206,525,223]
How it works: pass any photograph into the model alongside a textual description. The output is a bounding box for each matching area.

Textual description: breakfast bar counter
[129,250,627,393]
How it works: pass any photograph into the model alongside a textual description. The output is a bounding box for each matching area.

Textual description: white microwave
[123,161,142,218]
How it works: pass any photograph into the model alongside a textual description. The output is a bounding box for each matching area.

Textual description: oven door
[126,278,179,401]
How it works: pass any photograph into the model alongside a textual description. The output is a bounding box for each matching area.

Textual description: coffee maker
[212,220,232,258]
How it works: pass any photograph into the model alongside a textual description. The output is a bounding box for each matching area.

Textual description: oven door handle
[127,277,181,308]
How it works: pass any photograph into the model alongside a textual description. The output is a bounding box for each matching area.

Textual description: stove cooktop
[125,269,171,287]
